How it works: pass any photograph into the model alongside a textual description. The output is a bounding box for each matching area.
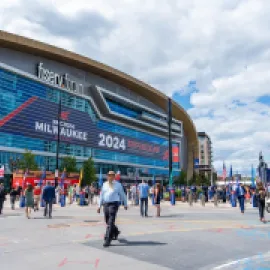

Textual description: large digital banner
[0,97,178,161]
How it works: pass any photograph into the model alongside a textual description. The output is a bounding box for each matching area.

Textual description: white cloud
[0,0,270,175]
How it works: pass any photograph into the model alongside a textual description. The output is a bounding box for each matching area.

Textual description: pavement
[0,199,269,270]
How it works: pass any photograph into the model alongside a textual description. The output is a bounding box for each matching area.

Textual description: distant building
[197,132,213,178]
[258,152,268,184]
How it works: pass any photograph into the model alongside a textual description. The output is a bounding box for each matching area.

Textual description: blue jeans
[238,196,245,212]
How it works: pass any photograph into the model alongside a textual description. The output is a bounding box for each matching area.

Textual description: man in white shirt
[97,171,127,247]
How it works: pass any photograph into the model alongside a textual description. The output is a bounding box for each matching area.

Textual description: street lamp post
[55,93,62,188]
[168,98,173,186]
[167,98,175,205]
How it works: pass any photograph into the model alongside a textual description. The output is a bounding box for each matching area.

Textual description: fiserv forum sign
[37,62,84,94]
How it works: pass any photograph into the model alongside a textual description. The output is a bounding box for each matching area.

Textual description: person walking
[68,185,73,204]
[33,185,41,211]
[93,186,99,205]
[130,184,137,206]
[222,186,227,203]
[138,180,149,217]
[42,181,56,219]
[0,183,6,215]
[10,187,17,210]
[154,183,161,217]
[188,188,193,206]
[88,184,94,205]
[256,182,267,223]
[236,183,246,214]
[181,186,186,202]
[213,187,218,207]
[25,183,34,219]
[201,192,206,207]
[97,171,127,247]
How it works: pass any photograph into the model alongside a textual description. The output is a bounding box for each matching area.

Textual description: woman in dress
[256,181,267,223]
[154,183,161,217]
[25,183,34,219]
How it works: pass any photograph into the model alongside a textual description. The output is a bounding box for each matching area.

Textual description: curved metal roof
[0,30,198,178]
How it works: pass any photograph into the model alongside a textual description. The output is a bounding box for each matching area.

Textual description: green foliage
[18,150,38,171]
[174,170,187,186]
[200,174,211,186]
[195,173,202,186]
[61,156,78,173]
[164,192,170,199]
[175,189,182,197]
[82,157,96,186]
[196,187,203,196]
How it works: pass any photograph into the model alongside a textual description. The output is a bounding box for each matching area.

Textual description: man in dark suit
[42,181,56,218]
[0,183,6,215]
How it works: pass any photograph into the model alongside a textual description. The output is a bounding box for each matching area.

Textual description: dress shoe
[112,231,120,240]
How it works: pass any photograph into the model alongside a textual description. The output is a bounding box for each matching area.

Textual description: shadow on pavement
[83,220,100,223]
[32,216,74,220]
[112,239,167,247]
[0,213,22,217]
[157,214,185,218]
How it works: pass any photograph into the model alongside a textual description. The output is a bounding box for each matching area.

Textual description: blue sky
[172,92,193,111]
[172,81,196,111]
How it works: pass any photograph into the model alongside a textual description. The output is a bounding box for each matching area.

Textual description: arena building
[0,30,198,182]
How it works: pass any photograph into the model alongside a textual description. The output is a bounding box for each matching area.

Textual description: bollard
[60,194,66,207]
[19,196,25,208]
[40,199,45,207]
[252,194,258,207]
[79,193,85,206]
[170,188,176,205]
[231,193,237,207]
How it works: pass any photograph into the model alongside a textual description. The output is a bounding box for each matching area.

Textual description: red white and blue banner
[0,97,177,161]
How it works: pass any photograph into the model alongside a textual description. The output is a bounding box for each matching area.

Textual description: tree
[18,150,39,171]
[82,157,96,186]
[174,170,187,186]
[60,156,78,173]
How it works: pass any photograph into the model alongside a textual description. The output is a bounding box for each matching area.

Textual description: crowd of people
[0,175,269,247]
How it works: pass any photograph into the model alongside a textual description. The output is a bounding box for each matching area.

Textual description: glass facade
[0,67,180,178]
[106,99,139,118]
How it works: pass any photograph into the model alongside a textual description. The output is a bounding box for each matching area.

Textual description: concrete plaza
[0,200,269,270]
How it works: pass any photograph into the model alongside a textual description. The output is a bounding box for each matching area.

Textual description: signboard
[0,97,171,160]
[194,159,199,168]
[172,146,179,163]
[37,62,84,94]
[12,176,79,189]
[0,165,4,178]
